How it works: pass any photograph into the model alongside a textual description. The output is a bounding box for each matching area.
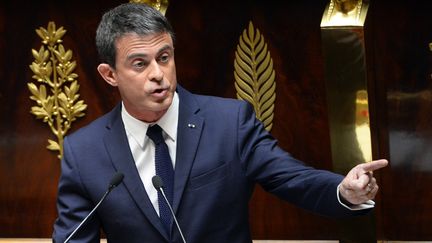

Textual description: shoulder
[178,85,253,114]
[66,104,121,142]
[197,93,247,108]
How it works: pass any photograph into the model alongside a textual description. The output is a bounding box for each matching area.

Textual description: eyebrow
[126,44,174,61]
[158,44,174,55]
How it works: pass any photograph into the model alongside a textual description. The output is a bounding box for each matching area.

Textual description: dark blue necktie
[146,124,174,234]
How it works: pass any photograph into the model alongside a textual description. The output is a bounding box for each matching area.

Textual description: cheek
[165,66,177,83]
[118,78,147,95]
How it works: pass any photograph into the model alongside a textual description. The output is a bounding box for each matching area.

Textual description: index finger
[360,159,388,173]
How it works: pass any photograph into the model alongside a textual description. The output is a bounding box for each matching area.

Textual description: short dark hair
[95,3,175,68]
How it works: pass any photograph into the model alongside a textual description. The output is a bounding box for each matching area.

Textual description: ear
[97,63,118,87]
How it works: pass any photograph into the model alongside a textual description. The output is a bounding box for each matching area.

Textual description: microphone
[64,172,124,243]
[152,175,187,243]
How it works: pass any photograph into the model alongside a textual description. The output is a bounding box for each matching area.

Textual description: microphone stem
[64,189,110,243]
[160,188,187,243]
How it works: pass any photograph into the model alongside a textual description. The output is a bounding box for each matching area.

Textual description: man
[53,3,388,243]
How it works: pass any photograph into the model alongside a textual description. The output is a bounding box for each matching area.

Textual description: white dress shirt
[122,93,179,215]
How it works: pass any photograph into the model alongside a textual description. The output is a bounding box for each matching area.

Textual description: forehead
[115,32,173,57]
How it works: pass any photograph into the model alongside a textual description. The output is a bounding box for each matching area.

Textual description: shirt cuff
[337,184,375,210]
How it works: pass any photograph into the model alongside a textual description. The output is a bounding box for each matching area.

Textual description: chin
[155,99,172,111]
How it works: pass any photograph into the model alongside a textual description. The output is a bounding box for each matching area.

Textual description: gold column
[321,1,375,242]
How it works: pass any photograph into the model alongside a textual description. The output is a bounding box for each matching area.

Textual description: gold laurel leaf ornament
[234,21,276,131]
[28,22,87,160]
[130,0,169,15]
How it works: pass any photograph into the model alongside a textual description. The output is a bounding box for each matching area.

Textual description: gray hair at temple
[95,3,175,68]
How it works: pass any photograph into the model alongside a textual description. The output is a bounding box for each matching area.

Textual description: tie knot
[146,124,164,144]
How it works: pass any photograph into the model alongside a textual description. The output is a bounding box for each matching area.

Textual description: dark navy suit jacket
[53,85,360,243]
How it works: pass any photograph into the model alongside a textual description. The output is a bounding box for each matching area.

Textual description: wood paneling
[370,1,432,240]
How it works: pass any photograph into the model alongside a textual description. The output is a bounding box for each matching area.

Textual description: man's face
[99,32,177,122]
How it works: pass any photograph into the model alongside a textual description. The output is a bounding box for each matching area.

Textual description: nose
[148,60,164,82]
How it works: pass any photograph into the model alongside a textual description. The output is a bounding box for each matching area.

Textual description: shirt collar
[121,92,179,148]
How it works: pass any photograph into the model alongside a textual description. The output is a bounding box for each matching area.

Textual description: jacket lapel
[103,104,169,240]
[172,86,204,214]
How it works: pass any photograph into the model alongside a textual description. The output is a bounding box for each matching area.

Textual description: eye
[132,59,147,68]
[158,53,170,64]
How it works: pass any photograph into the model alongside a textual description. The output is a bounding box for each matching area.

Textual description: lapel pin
[187,123,196,128]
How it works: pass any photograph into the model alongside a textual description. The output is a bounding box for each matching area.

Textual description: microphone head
[109,172,124,188]
[152,175,164,191]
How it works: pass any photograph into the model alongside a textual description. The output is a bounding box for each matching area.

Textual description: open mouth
[154,88,166,94]
[150,87,169,99]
